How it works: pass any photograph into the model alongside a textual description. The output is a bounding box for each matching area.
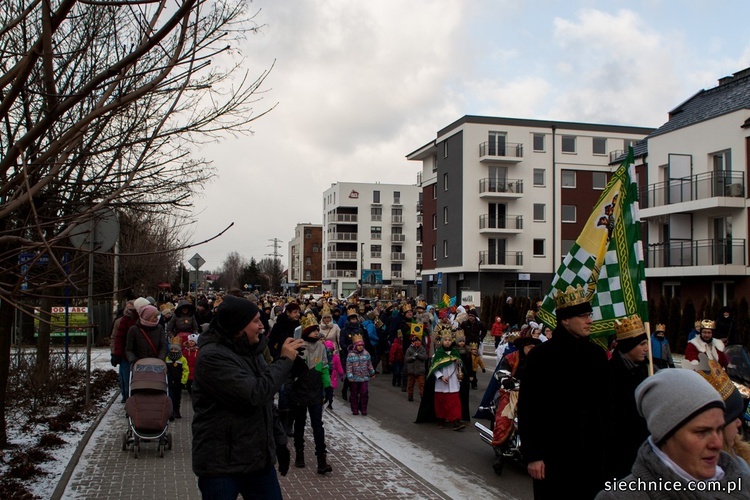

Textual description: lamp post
[478,254,483,294]
[360,242,365,290]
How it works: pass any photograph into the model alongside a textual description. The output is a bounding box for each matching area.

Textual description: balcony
[391,215,404,225]
[371,214,382,221]
[391,234,405,242]
[327,269,358,278]
[479,214,523,234]
[327,232,358,242]
[417,202,423,213]
[371,252,382,259]
[479,142,523,163]
[371,233,382,240]
[646,239,746,269]
[330,213,358,223]
[479,178,524,198]
[390,252,405,261]
[479,251,523,269]
[392,271,403,279]
[393,198,402,206]
[640,171,746,217]
[327,251,358,260]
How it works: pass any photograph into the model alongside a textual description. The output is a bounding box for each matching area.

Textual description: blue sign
[437,272,443,286]
[362,270,383,285]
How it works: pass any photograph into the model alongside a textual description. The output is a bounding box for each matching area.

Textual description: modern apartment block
[639,67,750,308]
[287,223,323,293]
[321,182,421,299]
[407,115,654,304]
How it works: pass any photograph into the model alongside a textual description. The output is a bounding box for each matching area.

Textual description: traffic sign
[188,253,205,269]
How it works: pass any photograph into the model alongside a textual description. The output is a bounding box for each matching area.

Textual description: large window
[371,245,382,258]
[371,226,382,239]
[533,239,545,257]
[533,133,545,152]
[593,137,607,155]
[373,190,380,203]
[562,135,576,153]
[561,170,576,188]
[561,205,577,223]
[533,203,545,222]
[371,207,382,221]
[393,191,401,204]
[592,172,607,190]
[533,168,545,187]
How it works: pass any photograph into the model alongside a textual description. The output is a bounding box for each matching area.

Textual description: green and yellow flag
[536,147,648,347]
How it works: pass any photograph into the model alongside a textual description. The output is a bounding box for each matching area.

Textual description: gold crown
[346,305,359,317]
[352,333,364,344]
[696,360,736,401]
[299,312,319,332]
[416,300,427,309]
[439,329,455,342]
[321,303,332,317]
[701,319,716,330]
[553,284,590,310]
[613,314,646,340]
[654,323,666,333]
[401,303,412,313]
[468,342,479,350]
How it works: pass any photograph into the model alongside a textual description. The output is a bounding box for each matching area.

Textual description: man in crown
[517,285,610,499]
[685,319,728,368]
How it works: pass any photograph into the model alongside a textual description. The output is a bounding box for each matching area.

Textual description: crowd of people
[108,288,750,499]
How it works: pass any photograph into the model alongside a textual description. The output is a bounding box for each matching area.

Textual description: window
[371,207,382,221]
[443,206,448,224]
[562,135,576,153]
[443,240,448,258]
[593,137,607,155]
[373,190,380,204]
[305,257,311,265]
[393,191,401,204]
[713,281,734,306]
[432,184,437,199]
[533,168,545,187]
[305,270,311,280]
[561,170,576,188]
[561,239,575,257]
[592,172,607,190]
[371,245,381,258]
[624,139,637,150]
[561,205,576,223]
[443,141,448,158]
[432,214,437,229]
[443,173,449,191]
[391,263,403,272]
[371,263,381,270]
[432,244,437,261]
[305,230,311,239]
[533,204,545,222]
[533,133,545,152]
[488,131,507,156]
[662,282,681,303]
[533,239,545,257]
[312,244,319,253]
[371,226,382,239]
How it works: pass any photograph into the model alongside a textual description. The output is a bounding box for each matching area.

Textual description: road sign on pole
[188,253,205,294]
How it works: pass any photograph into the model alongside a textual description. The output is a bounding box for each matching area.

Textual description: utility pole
[267,238,284,292]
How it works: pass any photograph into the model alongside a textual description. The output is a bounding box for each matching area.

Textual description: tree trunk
[35,295,52,385]
[0,300,13,447]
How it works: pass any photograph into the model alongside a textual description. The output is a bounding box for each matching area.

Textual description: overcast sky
[188,0,750,272]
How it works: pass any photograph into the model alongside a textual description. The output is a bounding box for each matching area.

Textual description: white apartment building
[407,116,654,304]
[322,181,421,299]
[639,67,750,308]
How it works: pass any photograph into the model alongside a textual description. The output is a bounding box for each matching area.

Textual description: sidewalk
[59,393,450,500]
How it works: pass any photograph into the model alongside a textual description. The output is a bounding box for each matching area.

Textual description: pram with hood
[122,358,173,458]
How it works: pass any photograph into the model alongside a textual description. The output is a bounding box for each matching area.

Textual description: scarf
[428,345,462,378]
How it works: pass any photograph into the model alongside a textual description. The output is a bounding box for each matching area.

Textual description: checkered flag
[537,148,648,347]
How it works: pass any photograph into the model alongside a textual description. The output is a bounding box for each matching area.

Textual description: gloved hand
[276,445,290,476]
[110,354,121,367]
[324,386,334,402]
[482,368,486,373]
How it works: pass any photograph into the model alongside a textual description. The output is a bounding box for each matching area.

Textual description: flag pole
[645,322,654,376]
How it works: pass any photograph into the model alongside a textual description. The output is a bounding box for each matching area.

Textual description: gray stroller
[122,358,173,458]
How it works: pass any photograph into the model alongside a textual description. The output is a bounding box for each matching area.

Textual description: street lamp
[360,242,365,289]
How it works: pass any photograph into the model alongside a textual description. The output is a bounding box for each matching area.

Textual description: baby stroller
[122,358,173,458]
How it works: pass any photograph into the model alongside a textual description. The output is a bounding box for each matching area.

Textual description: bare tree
[0,0,274,445]
[257,257,284,292]
[219,251,247,290]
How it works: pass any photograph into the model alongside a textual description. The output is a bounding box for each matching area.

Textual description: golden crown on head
[346,305,358,317]
[401,303,412,313]
[439,329,455,342]
[468,342,479,350]
[696,359,736,401]
[321,303,332,317]
[701,319,716,330]
[352,333,364,344]
[299,312,319,332]
[654,323,666,333]
[613,314,646,340]
[416,300,427,309]
[553,284,590,310]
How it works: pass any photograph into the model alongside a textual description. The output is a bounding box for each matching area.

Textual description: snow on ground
[3,347,116,500]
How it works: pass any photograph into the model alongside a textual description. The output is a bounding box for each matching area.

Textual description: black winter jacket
[192,328,293,476]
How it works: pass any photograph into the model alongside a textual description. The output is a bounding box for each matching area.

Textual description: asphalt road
[363,352,534,500]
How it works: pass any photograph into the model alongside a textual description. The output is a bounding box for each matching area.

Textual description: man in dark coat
[459,309,487,349]
[517,286,610,500]
[267,302,301,359]
[715,306,738,345]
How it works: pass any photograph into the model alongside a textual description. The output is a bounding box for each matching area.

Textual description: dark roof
[437,115,654,138]
[649,67,750,138]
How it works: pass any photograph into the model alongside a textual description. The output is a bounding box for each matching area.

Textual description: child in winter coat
[490,316,507,349]
[469,342,486,389]
[389,335,404,387]
[166,299,199,346]
[324,340,344,409]
[182,333,200,394]
[346,334,376,415]
[405,335,428,401]
[165,342,189,420]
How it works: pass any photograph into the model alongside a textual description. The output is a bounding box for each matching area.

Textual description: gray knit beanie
[635,368,724,445]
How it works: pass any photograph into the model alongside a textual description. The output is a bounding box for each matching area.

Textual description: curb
[326,410,452,500]
[50,390,120,500]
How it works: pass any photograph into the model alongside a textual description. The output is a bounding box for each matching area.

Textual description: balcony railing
[327,270,358,278]
[371,214,382,221]
[392,271,403,278]
[646,239,746,268]
[391,215,404,224]
[642,171,745,208]
[391,234,405,242]
[479,141,523,159]
[390,252,405,261]
[417,202,423,213]
[330,213,358,222]
[371,233,382,240]
[327,232,358,242]
[371,252,382,258]
[479,178,524,195]
[479,251,523,267]
[479,214,523,230]
[327,251,357,260]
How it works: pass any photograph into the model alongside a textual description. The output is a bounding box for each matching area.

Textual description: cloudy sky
[189,0,750,272]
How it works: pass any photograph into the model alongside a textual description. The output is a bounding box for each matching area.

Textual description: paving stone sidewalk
[59,394,448,499]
